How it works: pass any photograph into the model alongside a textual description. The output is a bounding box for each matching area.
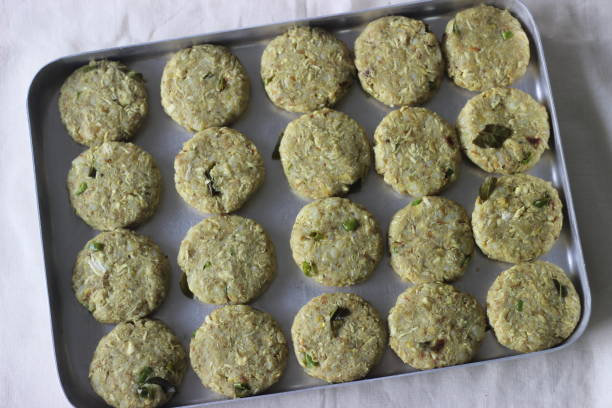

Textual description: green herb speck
[453,22,460,35]
[137,366,153,384]
[137,386,153,399]
[308,231,324,241]
[216,77,227,92]
[502,31,514,40]
[553,278,568,298]
[521,153,532,165]
[302,261,316,277]
[411,198,422,206]
[479,177,497,201]
[141,377,176,396]
[127,70,144,81]
[342,218,359,232]
[303,353,319,368]
[533,195,551,208]
[234,383,251,397]
[561,286,568,297]
[417,339,445,352]
[75,182,87,195]
[517,299,524,312]
[89,242,104,252]
[417,341,431,349]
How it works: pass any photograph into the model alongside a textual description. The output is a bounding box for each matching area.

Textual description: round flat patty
[389,196,474,284]
[457,87,550,174]
[178,215,276,305]
[73,229,169,323]
[290,197,383,286]
[261,26,354,113]
[174,127,265,214]
[443,4,530,91]
[487,261,581,353]
[190,305,288,398]
[291,292,387,383]
[67,141,162,230]
[388,283,486,370]
[89,319,187,408]
[161,44,250,132]
[374,107,460,196]
[59,59,148,146]
[355,16,444,107]
[472,174,563,263]
[279,108,370,199]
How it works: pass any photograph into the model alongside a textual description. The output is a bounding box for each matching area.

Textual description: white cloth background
[1,0,611,406]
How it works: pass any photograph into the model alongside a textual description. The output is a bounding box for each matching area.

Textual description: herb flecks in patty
[330,307,351,337]
[473,124,513,148]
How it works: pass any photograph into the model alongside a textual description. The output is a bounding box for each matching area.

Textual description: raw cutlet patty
[190,305,288,398]
[487,261,581,353]
[374,106,461,196]
[73,229,169,323]
[355,16,444,107]
[67,141,162,230]
[161,44,250,132]
[261,26,355,113]
[290,197,383,286]
[59,59,148,146]
[388,196,474,284]
[472,174,563,263]
[89,319,187,408]
[457,87,550,174]
[279,108,370,200]
[291,292,387,383]
[177,215,276,305]
[443,4,530,91]
[388,283,486,370]
[174,127,265,214]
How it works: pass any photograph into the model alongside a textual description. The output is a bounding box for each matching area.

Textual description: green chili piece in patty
[89,242,104,251]
[342,218,359,232]
[533,195,551,208]
[302,261,317,277]
[136,366,154,384]
[75,182,88,195]
[234,383,251,397]
[552,278,568,298]
[302,353,319,368]
[308,231,324,241]
[479,177,497,201]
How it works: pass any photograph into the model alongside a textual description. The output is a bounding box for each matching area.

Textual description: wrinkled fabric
[1,0,611,406]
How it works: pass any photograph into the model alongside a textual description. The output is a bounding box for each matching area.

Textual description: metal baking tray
[27,0,591,406]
